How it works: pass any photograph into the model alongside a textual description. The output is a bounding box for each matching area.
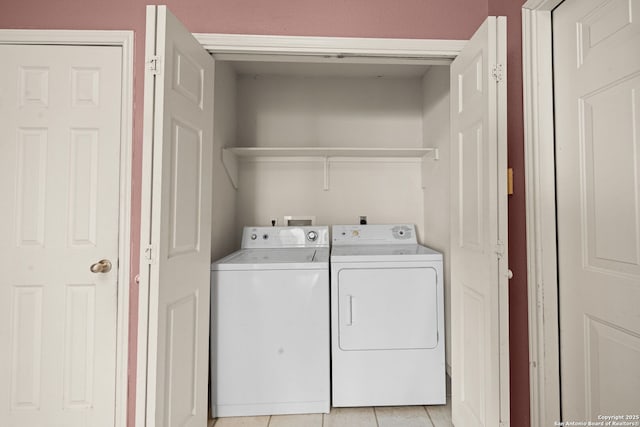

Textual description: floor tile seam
[423,405,437,427]
[373,406,380,427]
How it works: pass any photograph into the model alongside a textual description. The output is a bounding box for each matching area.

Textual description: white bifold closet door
[450,16,510,427]
[137,5,215,427]
[554,0,640,420]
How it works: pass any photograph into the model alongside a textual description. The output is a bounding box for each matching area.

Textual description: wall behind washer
[236,159,425,242]
[232,71,427,244]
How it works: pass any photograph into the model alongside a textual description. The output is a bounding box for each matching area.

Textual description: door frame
[136,29,467,419]
[194,33,466,59]
[521,1,564,426]
[0,29,134,427]
[137,27,513,423]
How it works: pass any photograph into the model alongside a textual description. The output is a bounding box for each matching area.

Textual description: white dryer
[211,226,330,417]
[330,224,445,407]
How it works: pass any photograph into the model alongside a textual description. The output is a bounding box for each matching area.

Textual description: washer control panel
[242,226,329,249]
[332,224,418,245]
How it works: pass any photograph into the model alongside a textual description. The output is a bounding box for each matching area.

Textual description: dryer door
[337,267,438,351]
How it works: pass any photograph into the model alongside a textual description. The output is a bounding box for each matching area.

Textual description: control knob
[307,231,318,242]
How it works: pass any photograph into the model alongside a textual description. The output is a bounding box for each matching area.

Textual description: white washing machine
[330,224,445,407]
[211,226,330,417]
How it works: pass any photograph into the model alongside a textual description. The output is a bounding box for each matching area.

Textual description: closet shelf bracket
[323,157,330,191]
[222,147,239,190]
[424,148,439,161]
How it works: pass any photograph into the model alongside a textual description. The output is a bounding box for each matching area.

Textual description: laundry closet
[209,56,452,319]
[138,7,508,426]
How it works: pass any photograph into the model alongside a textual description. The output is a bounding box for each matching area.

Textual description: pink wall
[0,1,529,426]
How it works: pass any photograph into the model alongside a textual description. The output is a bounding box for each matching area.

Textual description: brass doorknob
[90,259,112,273]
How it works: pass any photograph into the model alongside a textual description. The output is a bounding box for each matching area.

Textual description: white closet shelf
[225,146,438,158]
[221,146,439,190]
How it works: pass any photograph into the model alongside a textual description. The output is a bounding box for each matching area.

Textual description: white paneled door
[137,5,215,427]
[450,16,510,427]
[0,45,122,426]
[554,0,640,420]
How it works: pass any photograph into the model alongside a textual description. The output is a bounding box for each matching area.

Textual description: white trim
[0,29,134,427]
[195,33,467,59]
[136,7,158,427]
[0,29,134,47]
[495,17,511,427]
[522,2,563,426]
[116,30,134,427]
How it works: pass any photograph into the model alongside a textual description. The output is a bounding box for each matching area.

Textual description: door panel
[139,5,215,426]
[214,269,330,411]
[0,44,121,427]
[459,121,484,249]
[450,16,509,427]
[168,119,203,257]
[461,286,485,424]
[10,286,43,410]
[337,268,438,351]
[553,0,640,420]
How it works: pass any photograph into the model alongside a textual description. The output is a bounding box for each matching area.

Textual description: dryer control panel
[332,224,418,245]
[242,226,329,249]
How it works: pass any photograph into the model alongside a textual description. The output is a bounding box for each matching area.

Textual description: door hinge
[144,244,155,264]
[495,241,505,259]
[507,167,514,195]
[491,63,504,82]
[147,55,162,75]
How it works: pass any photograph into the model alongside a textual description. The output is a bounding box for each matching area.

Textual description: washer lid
[212,248,329,270]
[331,244,442,262]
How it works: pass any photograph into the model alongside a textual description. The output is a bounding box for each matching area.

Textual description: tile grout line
[373,407,380,427]
[423,405,437,427]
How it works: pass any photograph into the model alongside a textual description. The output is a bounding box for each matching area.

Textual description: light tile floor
[210,401,453,427]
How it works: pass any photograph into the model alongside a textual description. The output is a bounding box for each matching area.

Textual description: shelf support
[323,156,330,191]
[421,148,439,164]
[222,148,239,190]
[425,147,439,161]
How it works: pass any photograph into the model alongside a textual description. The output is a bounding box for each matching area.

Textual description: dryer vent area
[209,57,453,371]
